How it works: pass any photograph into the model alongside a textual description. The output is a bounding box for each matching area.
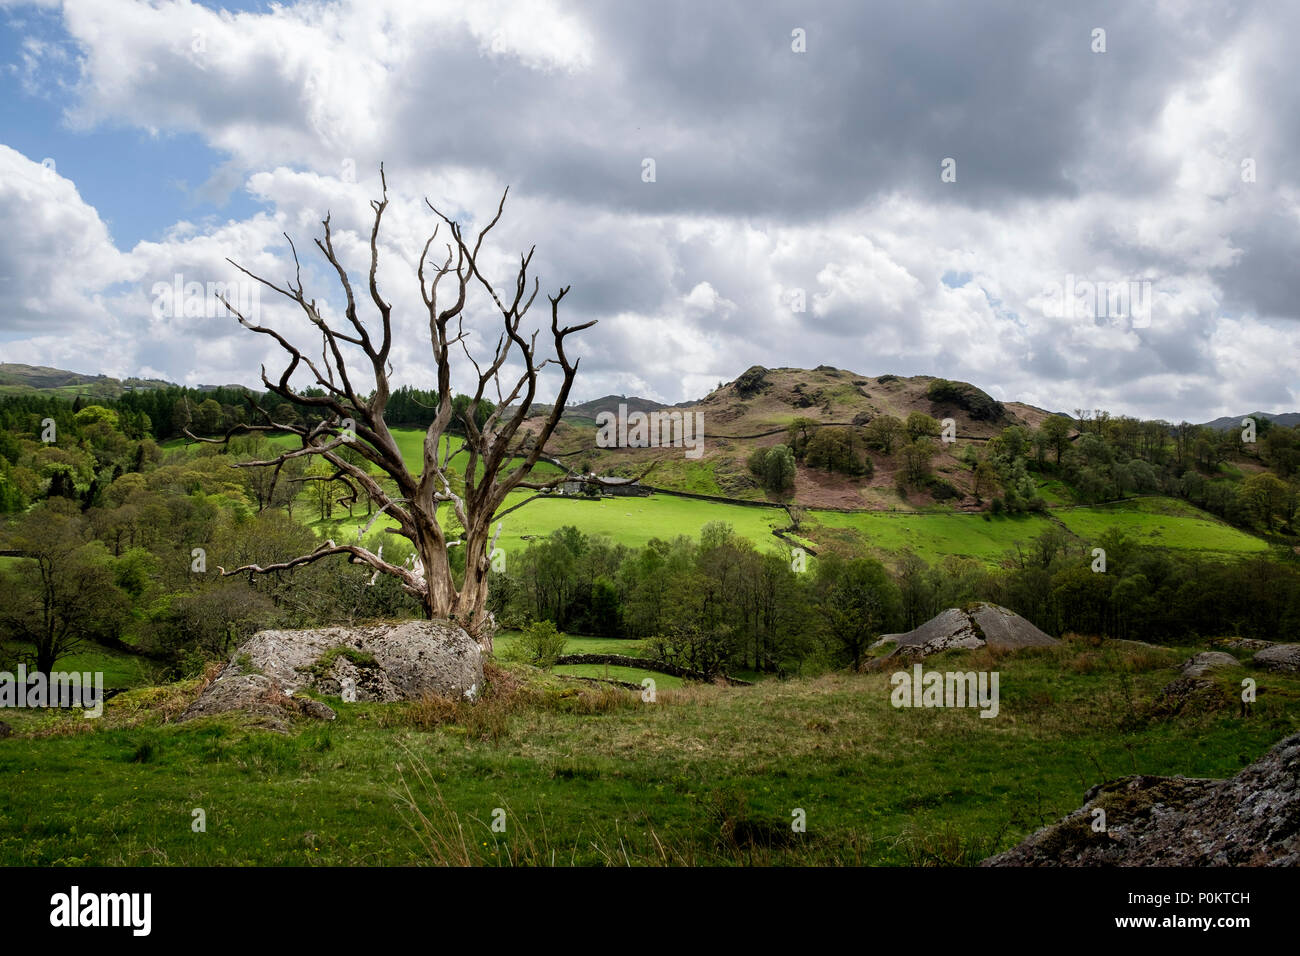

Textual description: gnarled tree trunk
[191,167,594,652]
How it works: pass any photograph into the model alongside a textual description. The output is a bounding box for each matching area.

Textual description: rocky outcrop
[925,378,1006,422]
[868,603,1058,669]
[181,673,337,732]
[1217,638,1274,652]
[1149,676,1231,717]
[732,365,770,397]
[1254,644,1300,674]
[982,733,1300,866]
[1178,651,1240,677]
[181,620,483,726]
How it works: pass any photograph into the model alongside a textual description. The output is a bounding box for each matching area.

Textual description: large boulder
[181,620,483,725]
[1254,644,1300,674]
[982,733,1300,866]
[868,603,1058,669]
[1178,651,1240,677]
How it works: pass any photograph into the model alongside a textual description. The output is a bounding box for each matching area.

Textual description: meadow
[1052,497,1269,554]
[3,429,1293,869]
[166,427,1271,567]
[2,637,1295,866]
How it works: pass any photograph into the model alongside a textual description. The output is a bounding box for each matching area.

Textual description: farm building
[558,475,651,497]
[598,476,651,497]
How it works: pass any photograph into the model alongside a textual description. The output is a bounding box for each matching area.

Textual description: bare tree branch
[202,170,596,649]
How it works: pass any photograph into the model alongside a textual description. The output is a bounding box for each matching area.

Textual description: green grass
[3,641,160,689]
[486,493,788,556]
[807,496,1269,565]
[1,638,1295,865]
[809,509,1057,564]
[316,490,792,558]
[495,632,642,656]
[281,486,1271,576]
[552,664,684,689]
[149,433,1270,567]
[1034,479,1073,505]
[495,632,686,689]
[1054,498,1268,555]
[637,458,726,496]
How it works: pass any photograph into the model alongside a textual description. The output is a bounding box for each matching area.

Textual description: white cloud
[0,145,127,333]
[1,0,1298,423]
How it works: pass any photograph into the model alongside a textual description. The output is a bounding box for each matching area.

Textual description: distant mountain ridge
[0,363,173,397]
[7,362,1297,435]
[1199,411,1300,431]
[531,394,671,422]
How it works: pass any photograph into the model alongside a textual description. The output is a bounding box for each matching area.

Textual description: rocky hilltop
[534,366,1053,509]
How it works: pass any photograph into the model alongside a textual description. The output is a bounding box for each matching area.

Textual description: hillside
[0,363,172,398]
[533,365,1052,509]
[1200,411,1300,431]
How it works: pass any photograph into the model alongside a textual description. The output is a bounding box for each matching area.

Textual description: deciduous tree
[192,170,595,650]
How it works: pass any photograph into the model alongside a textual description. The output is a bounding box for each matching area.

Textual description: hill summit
[536,366,1051,509]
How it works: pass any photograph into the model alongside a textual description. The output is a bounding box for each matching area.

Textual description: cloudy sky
[1,0,1297,422]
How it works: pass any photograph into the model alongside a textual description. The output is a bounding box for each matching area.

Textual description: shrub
[749,444,796,492]
[905,412,942,441]
[806,428,868,476]
[500,620,569,670]
[927,477,960,500]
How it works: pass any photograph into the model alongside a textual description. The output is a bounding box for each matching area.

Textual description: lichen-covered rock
[1149,676,1231,717]
[1217,638,1274,652]
[1254,644,1300,674]
[982,733,1300,866]
[180,672,336,730]
[180,620,482,725]
[867,603,1057,670]
[1178,651,1240,677]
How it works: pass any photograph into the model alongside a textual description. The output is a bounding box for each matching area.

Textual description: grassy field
[493,632,683,689]
[807,497,1266,565]
[808,509,1056,563]
[485,493,787,555]
[0,642,162,689]
[313,488,791,559]
[1053,498,1269,555]
[159,428,1269,566]
[1,638,1295,865]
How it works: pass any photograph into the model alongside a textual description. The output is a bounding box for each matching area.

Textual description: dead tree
[191,167,594,651]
